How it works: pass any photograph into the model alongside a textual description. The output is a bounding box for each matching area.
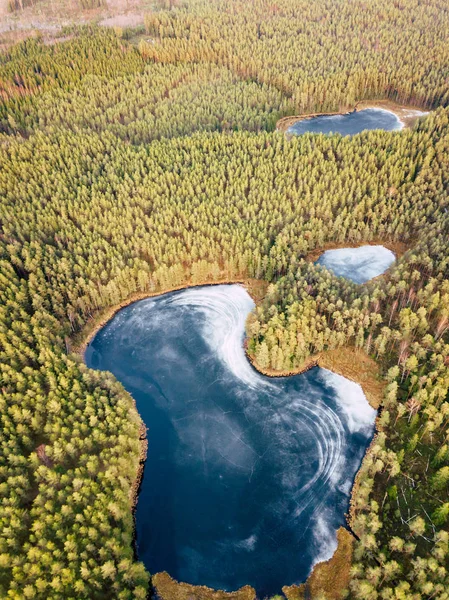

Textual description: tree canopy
[1,2,449,598]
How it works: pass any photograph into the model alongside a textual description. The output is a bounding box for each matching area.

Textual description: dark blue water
[85,285,376,597]
[287,108,402,136]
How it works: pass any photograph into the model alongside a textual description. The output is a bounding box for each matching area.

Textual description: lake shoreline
[282,527,354,600]
[152,572,257,600]
[74,278,383,600]
[305,239,410,265]
[276,99,429,133]
[71,278,267,360]
[247,346,384,410]
[72,278,266,518]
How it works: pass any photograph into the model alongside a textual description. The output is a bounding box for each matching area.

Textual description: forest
[1,0,449,598]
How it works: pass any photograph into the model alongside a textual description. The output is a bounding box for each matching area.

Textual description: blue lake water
[287,108,402,136]
[317,245,396,284]
[85,285,376,597]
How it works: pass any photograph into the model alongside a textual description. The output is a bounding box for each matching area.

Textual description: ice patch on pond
[312,511,339,565]
[399,109,430,123]
[320,369,376,435]
[236,534,258,552]
[169,285,260,389]
[316,245,395,283]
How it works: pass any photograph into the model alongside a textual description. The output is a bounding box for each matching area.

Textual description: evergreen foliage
[1,3,449,598]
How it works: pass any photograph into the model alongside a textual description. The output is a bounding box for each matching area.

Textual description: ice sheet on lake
[398,109,430,125]
[320,369,376,434]
[316,244,395,283]
[287,108,403,136]
[86,284,376,595]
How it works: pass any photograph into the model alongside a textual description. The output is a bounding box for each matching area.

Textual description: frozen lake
[287,108,402,136]
[316,245,396,283]
[85,285,376,596]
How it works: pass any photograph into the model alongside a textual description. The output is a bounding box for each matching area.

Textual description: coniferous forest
[1,1,449,598]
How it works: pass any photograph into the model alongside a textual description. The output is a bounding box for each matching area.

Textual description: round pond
[316,245,396,284]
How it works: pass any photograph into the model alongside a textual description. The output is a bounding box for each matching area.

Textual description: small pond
[287,108,402,136]
[316,245,396,284]
[85,285,376,597]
